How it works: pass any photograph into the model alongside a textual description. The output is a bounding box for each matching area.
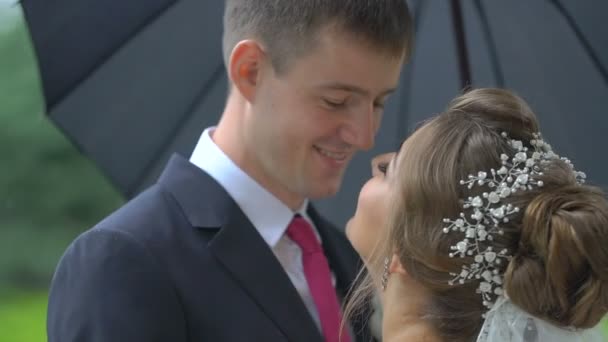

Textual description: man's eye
[323,98,346,108]
[374,102,385,110]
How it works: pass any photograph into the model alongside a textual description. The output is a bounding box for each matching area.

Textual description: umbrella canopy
[22,0,227,197]
[22,0,608,227]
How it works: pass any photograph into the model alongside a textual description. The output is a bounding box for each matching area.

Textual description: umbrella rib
[128,64,226,197]
[472,0,505,87]
[449,0,472,91]
[547,0,608,87]
[42,0,181,109]
[412,0,429,36]
[397,0,428,148]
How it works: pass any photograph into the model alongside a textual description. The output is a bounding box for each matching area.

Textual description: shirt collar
[189,127,311,247]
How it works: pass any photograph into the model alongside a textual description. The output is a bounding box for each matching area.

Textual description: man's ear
[228,40,266,102]
[389,254,407,276]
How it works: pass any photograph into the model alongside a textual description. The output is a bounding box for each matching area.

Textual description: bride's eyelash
[377,162,389,174]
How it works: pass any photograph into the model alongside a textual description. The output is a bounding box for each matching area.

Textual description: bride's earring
[381,257,390,291]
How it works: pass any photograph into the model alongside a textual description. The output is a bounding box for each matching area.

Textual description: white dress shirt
[189,127,335,331]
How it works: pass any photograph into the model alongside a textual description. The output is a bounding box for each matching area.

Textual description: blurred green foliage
[0,11,122,342]
[0,10,123,292]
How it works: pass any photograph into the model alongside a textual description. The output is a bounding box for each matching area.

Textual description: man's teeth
[317,147,347,160]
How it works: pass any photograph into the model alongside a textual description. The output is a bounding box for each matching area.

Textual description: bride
[345,88,607,341]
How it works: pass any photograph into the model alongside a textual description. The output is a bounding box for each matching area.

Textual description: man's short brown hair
[223,0,414,73]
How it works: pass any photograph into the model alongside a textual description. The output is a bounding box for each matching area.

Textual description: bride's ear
[389,254,407,276]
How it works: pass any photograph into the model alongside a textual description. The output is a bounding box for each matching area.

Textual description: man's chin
[307,181,341,199]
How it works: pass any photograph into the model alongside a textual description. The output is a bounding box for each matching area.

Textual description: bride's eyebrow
[388,156,396,175]
[387,140,406,175]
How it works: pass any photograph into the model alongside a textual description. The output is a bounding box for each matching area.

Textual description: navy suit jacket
[47,155,373,341]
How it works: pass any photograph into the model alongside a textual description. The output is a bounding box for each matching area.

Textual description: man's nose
[340,107,377,151]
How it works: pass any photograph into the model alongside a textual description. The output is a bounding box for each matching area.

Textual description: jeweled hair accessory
[442,132,586,313]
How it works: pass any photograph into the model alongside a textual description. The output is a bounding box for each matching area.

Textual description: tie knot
[286,216,322,254]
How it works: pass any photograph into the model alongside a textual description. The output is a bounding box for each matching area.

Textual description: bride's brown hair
[344,88,608,341]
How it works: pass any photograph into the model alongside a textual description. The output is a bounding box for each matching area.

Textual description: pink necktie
[287,215,351,342]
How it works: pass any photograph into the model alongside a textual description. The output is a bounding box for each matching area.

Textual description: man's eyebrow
[318,82,397,97]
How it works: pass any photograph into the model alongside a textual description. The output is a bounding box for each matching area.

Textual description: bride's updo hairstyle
[346,88,608,341]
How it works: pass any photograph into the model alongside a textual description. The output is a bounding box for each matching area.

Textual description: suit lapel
[159,155,322,341]
[209,206,322,342]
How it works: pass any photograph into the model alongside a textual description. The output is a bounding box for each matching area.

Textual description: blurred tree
[0,11,123,291]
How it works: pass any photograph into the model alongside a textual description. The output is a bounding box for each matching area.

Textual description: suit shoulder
[92,184,188,242]
[60,184,198,272]
[48,222,186,341]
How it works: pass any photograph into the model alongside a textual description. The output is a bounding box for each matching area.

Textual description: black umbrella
[22,0,227,197]
[22,0,608,227]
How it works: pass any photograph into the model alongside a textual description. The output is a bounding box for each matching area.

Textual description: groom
[47,1,412,341]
